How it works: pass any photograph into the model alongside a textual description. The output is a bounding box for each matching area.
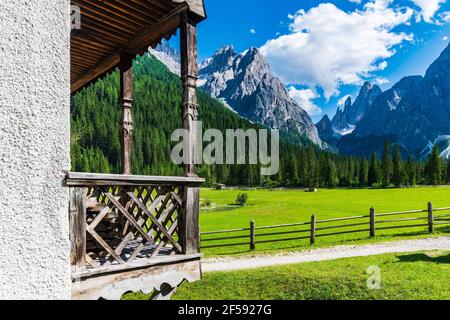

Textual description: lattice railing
[67,173,204,273]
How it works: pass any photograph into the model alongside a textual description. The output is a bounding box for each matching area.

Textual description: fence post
[250,220,256,251]
[428,201,434,234]
[310,215,316,245]
[370,207,376,238]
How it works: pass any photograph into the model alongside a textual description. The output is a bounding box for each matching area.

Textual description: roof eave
[172,0,207,22]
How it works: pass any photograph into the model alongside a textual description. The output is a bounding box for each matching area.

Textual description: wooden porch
[69,0,206,300]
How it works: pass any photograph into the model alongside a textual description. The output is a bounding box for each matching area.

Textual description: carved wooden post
[179,12,200,255]
[120,52,133,175]
[180,12,199,177]
[69,188,87,273]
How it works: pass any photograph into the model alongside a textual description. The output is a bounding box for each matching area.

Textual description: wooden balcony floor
[74,239,201,280]
[91,241,175,266]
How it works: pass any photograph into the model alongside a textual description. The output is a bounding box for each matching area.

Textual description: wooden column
[180,11,199,177]
[179,12,200,255]
[69,188,87,273]
[120,52,133,175]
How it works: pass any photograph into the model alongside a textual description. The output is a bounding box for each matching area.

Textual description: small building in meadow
[0,0,206,300]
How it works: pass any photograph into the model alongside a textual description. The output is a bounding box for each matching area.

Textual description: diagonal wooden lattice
[84,185,185,267]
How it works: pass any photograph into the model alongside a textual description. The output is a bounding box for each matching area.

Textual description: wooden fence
[200,202,450,250]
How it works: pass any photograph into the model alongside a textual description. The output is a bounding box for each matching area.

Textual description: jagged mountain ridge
[198,45,322,146]
[315,81,383,147]
[331,82,382,133]
[339,42,450,159]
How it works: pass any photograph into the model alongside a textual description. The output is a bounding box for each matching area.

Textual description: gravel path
[202,237,450,273]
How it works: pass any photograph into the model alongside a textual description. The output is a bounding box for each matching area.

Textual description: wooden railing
[200,202,450,250]
[66,172,204,276]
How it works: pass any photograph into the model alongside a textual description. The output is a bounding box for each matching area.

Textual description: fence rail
[200,202,450,250]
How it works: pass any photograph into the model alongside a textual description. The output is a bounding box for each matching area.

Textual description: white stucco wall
[0,1,71,299]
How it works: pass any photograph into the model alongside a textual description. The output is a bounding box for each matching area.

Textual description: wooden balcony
[66,172,204,300]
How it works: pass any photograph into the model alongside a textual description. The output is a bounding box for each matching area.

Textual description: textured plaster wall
[0,1,71,299]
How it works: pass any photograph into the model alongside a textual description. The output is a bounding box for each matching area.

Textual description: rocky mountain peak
[216,44,236,55]
[344,96,352,108]
[199,45,237,76]
[316,115,332,132]
[199,45,322,146]
[331,81,382,133]
[316,114,341,148]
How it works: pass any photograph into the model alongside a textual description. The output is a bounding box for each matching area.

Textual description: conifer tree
[381,141,393,187]
[368,153,380,187]
[425,145,442,185]
[359,159,369,188]
[405,156,416,187]
[392,146,404,187]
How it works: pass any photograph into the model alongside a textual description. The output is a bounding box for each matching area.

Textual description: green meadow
[125,251,450,300]
[199,187,450,256]
[173,251,450,300]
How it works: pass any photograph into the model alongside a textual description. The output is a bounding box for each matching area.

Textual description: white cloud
[288,87,322,116]
[338,95,351,106]
[260,1,413,98]
[410,0,446,23]
[443,36,449,41]
[250,29,256,34]
[440,11,450,22]
[375,77,390,85]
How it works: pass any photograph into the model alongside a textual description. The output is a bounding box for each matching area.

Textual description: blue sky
[182,1,450,122]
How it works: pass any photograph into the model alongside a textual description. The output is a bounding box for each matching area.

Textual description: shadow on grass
[397,253,450,264]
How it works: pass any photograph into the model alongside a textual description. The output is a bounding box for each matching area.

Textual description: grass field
[125,250,450,300]
[199,187,450,256]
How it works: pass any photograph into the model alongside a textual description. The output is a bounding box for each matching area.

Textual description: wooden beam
[71,51,120,93]
[65,172,205,187]
[126,5,185,54]
[120,52,133,175]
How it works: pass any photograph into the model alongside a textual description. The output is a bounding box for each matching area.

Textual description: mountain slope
[316,115,341,148]
[199,46,322,146]
[148,43,180,75]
